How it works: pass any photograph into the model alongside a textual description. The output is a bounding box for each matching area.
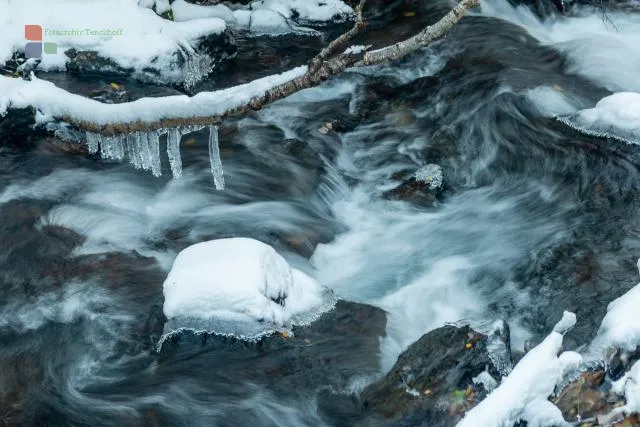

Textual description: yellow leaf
[404,11,417,17]
[465,342,472,350]
[110,82,121,90]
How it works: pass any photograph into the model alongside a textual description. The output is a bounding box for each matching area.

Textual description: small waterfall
[84,125,225,190]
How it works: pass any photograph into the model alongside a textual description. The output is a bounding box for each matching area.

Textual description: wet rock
[607,347,640,381]
[383,164,444,206]
[361,325,500,427]
[0,107,47,149]
[64,29,236,87]
[554,369,615,422]
[157,300,387,397]
[88,82,131,104]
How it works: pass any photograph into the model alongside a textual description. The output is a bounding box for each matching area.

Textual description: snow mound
[590,259,640,355]
[161,238,335,342]
[557,92,640,145]
[457,311,582,427]
[1,0,226,84]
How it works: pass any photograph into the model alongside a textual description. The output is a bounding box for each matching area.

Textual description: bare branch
[357,0,479,66]
[308,0,367,74]
[48,0,479,135]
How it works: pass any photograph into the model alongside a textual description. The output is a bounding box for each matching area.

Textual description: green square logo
[43,42,57,54]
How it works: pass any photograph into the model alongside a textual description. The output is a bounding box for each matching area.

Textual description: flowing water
[2,0,640,425]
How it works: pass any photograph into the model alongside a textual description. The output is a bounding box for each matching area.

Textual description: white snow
[610,360,640,417]
[162,238,335,340]
[344,45,366,55]
[1,0,227,85]
[171,0,353,33]
[457,311,582,427]
[557,92,640,145]
[0,66,306,127]
[589,259,640,355]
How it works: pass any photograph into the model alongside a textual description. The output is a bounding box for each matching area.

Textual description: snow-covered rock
[557,92,640,145]
[171,0,353,33]
[589,259,640,355]
[0,0,231,85]
[456,311,582,427]
[161,238,335,341]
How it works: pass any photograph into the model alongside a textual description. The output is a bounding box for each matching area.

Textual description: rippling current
[2,0,640,425]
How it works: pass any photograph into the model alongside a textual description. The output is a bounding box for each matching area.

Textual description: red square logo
[25,25,42,41]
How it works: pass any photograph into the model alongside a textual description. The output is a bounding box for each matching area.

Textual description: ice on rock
[456,311,582,427]
[208,125,225,190]
[160,238,335,343]
[414,164,443,191]
[557,92,640,145]
[167,128,183,178]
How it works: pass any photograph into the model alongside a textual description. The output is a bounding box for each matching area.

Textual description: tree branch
[308,0,367,74]
[47,0,479,136]
[356,0,479,66]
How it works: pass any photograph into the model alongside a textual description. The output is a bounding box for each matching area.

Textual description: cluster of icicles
[84,125,225,190]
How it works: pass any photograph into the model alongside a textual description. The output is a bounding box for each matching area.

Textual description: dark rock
[361,325,499,427]
[157,300,387,397]
[383,164,444,206]
[607,347,640,381]
[0,107,46,149]
[64,29,236,87]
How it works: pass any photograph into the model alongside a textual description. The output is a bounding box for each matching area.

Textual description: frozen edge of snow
[156,294,337,352]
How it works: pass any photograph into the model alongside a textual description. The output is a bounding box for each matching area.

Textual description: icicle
[85,132,100,154]
[148,131,162,177]
[112,135,125,160]
[208,125,224,190]
[167,128,183,178]
[126,133,143,169]
[99,135,112,159]
[138,131,152,172]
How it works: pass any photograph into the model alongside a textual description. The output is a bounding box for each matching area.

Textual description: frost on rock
[167,128,183,178]
[414,164,443,191]
[208,125,225,190]
[457,311,582,427]
[160,238,335,344]
[557,92,640,145]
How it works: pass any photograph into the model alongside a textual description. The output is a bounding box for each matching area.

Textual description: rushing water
[2,0,640,425]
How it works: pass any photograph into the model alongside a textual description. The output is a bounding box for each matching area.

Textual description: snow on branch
[0,0,478,137]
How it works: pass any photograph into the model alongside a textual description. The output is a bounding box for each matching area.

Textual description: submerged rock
[361,325,500,427]
[157,300,386,396]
